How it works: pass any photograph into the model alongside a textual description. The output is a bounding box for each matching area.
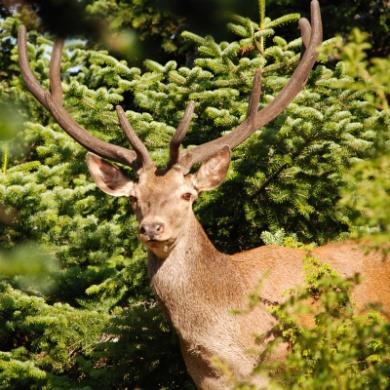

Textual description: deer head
[17,0,322,259]
[86,146,231,257]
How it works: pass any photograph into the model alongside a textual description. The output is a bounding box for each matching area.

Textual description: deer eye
[182,192,192,201]
[129,195,138,204]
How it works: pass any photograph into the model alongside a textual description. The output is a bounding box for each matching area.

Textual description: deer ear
[193,146,231,192]
[86,153,134,197]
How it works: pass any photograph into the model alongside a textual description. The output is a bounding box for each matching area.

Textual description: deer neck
[148,214,244,327]
[148,213,225,281]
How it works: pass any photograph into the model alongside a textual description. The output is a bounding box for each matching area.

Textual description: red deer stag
[18,1,389,388]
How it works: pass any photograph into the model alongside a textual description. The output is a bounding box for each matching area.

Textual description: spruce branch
[249,128,323,199]
[258,0,266,53]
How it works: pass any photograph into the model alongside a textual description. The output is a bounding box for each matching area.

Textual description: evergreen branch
[258,0,266,53]
[249,129,322,199]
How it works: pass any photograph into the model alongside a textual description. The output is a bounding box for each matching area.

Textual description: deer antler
[18,25,149,167]
[115,105,153,168]
[166,101,195,169]
[19,0,322,175]
[176,0,322,172]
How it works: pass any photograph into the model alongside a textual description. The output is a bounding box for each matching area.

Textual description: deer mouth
[139,235,177,258]
[139,235,174,245]
[148,239,167,244]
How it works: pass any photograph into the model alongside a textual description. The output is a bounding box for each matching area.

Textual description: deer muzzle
[139,221,165,240]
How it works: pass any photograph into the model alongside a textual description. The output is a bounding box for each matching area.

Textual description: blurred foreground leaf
[0,244,59,294]
[0,101,23,142]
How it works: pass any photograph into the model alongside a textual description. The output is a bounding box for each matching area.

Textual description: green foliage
[264,0,389,57]
[339,156,390,254]
[0,102,22,142]
[0,3,388,388]
[86,0,185,56]
[0,283,109,389]
[325,28,390,110]
[327,28,390,252]
[80,302,191,389]
[88,0,389,58]
[0,244,59,296]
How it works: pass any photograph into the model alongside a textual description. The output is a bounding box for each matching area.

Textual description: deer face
[86,147,230,258]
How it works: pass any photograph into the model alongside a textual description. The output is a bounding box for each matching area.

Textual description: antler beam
[177,0,322,172]
[49,39,64,105]
[18,25,142,167]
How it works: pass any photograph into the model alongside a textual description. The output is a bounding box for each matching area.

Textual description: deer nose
[139,222,165,239]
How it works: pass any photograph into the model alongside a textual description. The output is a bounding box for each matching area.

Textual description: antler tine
[18,25,137,166]
[247,69,262,129]
[49,38,64,105]
[18,25,47,108]
[178,0,322,172]
[116,105,154,168]
[299,18,312,49]
[167,101,195,169]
